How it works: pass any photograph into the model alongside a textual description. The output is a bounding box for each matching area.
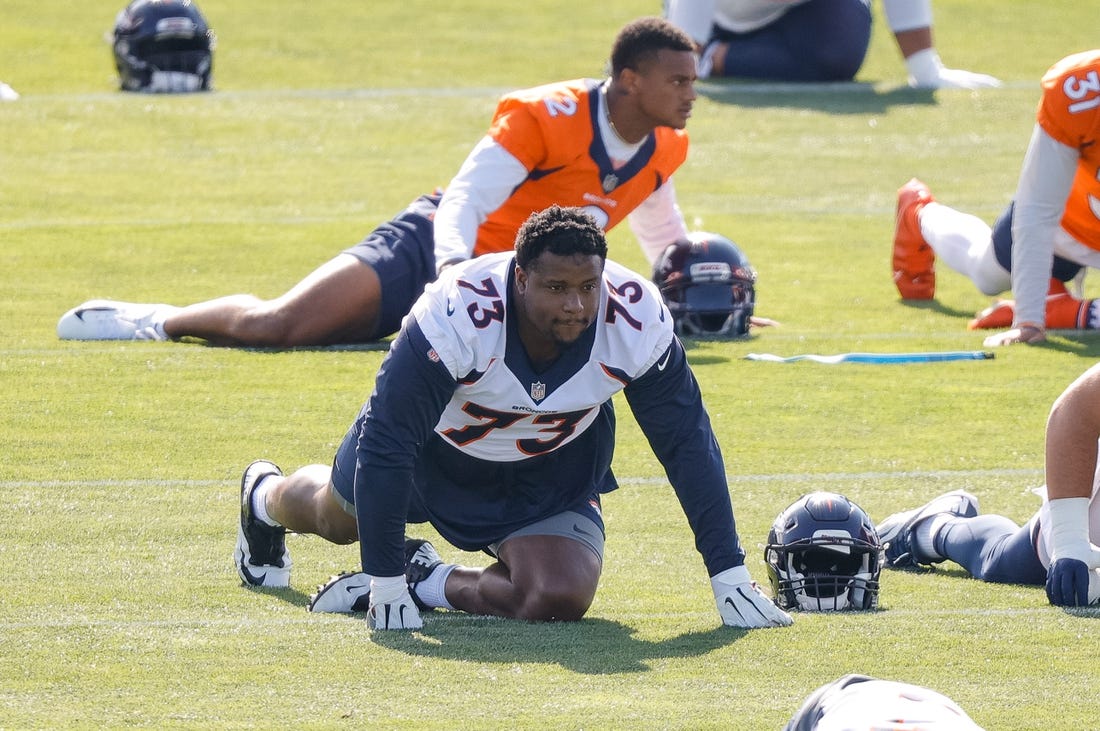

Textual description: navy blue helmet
[113,0,215,92]
[765,492,883,611]
[652,232,756,337]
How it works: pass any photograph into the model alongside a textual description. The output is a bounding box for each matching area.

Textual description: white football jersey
[409,251,674,462]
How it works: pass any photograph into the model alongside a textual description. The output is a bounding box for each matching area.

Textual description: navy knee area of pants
[939,515,1046,585]
[715,0,871,81]
[991,202,1083,283]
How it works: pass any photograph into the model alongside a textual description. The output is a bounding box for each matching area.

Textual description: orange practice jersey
[473,78,689,256]
[1037,50,1100,250]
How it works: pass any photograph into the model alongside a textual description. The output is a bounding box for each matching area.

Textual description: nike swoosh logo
[572,523,594,538]
[446,298,456,316]
[656,348,672,371]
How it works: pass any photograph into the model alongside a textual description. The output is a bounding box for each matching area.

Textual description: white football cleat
[308,572,372,613]
[57,299,178,341]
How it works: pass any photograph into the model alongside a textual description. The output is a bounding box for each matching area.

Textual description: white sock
[151,306,181,340]
[920,202,1010,295]
[250,475,282,527]
[415,563,457,610]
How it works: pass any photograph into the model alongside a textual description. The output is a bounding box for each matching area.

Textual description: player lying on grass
[234,206,793,630]
[876,360,1100,607]
[665,0,1000,89]
[58,17,702,347]
[892,50,1100,347]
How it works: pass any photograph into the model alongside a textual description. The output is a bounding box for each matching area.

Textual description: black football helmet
[765,491,883,612]
[112,0,215,92]
[652,232,756,337]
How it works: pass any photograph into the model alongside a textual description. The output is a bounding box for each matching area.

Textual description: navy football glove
[1046,558,1091,607]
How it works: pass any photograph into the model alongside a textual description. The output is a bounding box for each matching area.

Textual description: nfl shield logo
[530,381,546,401]
[602,173,619,193]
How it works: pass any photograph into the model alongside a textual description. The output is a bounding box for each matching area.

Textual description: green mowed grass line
[4,0,1100,728]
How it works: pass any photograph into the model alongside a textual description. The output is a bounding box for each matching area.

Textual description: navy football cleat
[876,489,979,568]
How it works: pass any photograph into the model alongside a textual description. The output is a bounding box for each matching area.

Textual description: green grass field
[3,1,1100,728]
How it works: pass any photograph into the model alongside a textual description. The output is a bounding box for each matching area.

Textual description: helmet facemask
[653,233,757,338]
[769,537,881,611]
[765,492,885,612]
[113,1,215,92]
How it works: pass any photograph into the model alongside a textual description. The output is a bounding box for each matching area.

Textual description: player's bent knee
[517,586,594,622]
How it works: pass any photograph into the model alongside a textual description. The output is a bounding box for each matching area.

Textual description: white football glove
[711,565,793,628]
[368,575,423,630]
[307,571,372,613]
[905,49,1002,90]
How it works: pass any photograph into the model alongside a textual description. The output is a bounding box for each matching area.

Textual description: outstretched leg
[935,513,1046,585]
[165,254,383,347]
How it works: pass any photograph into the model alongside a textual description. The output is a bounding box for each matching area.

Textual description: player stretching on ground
[234,206,793,630]
[892,50,1100,347]
[877,361,1100,607]
[59,17,699,347]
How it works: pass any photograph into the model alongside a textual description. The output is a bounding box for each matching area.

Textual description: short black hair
[514,206,608,270]
[609,16,693,76]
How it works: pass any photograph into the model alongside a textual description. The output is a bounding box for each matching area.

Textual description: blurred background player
[663,0,1000,88]
[765,492,883,612]
[59,17,699,347]
[785,674,985,730]
[876,361,1100,608]
[235,206,793,631]
[111,0,215,93]
[892,50,1100,347]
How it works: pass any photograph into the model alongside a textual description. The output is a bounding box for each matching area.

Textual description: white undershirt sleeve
[663,0,717,46]
[881,0,932,33]
[627,178,690,266]
[1011,124,1080,327]
[433,137,529,272]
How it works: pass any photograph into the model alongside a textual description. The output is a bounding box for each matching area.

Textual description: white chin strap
[146,71,204,93]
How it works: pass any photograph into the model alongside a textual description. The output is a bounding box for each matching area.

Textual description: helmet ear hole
[652,232,757,338]
[765,491,884,612]
[112,0,215,92]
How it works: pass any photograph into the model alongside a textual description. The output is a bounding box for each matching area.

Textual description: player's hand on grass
[928,66,1002,90]
[906,50,1002,90]
[711,565,793,628]
[982,325,1047,348]
[1046,558,1093,607]
[368,575,423,630]
[749,316,780,329]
